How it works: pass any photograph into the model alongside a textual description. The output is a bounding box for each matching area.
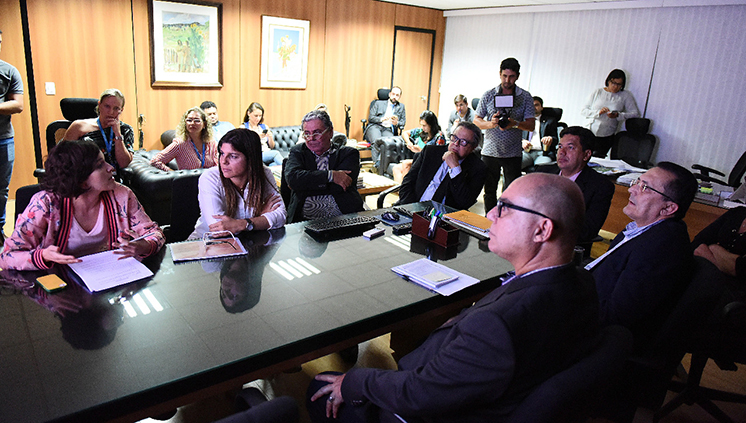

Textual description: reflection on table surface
[0,202,510,423]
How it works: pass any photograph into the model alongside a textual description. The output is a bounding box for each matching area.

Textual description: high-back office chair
[692,150,746,188]
[361,88,392,136]
[167,173,201,243]
[653,263,746,423]
[14,184,42,227]
[618,256,731,416]
[507,325,634,423]
[610,118,656,168]
[280,158,291,208]
[36,98,99,181]
[160,129,176,148]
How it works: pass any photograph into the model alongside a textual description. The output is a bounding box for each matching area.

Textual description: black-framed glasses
[302,127,330,140]
[495,199,551,220]
[630,178,675,202]
[450,134,474,147]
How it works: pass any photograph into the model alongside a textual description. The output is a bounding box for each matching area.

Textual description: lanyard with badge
[96,118,115,159]
[190,140,206,168]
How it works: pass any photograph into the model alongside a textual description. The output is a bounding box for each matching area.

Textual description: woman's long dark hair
[420,110,441,142]
[218,129,276,217]
[42,139,101,198]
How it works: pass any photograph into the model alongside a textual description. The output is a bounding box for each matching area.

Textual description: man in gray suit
[365,86,406,168]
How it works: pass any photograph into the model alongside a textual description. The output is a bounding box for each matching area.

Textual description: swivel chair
[471,97,479,111]
[166,172,201,243]
[610,118,656,168]
[36,98,99,181]
[692,150,746,188]
[361,88,391,137]
[507,325,634,423]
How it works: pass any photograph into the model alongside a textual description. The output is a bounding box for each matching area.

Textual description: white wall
[439,4,746,174]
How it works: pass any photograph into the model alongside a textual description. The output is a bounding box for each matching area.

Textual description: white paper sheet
[67,250,154,292]
[392,258,480,296]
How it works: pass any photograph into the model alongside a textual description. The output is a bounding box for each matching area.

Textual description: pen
[122,231,156,243]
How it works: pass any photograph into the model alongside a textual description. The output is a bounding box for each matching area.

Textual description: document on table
[67,250,154,292]
[391,258,480,296]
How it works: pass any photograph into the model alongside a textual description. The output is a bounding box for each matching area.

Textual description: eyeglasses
[495,199,551,220]
[609,80,623,87]
[302,127,330,140]
[185,118,202,124]
[630,178,675,202]
[450,134,474,147]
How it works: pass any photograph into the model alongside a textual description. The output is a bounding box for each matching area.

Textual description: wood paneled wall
[0,0,35,204]
[4,0,444,199]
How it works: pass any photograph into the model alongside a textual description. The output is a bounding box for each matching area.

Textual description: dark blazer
[341,264,599,423]
[365,99,406,137]
[575,166,615,243]
[397,145,487,211]
[591,218,693,353]
[284,143,364,223]
[522,114,559,159]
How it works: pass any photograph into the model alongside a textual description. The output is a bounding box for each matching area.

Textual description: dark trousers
[482,155,522,214]
[365,125,394,167]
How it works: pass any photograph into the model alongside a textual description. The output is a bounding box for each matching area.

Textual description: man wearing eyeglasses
[585,162,697,353]
[553,126,614,252]
[285,110,364,223]
[307,173,599,423]
[397,121,487,211]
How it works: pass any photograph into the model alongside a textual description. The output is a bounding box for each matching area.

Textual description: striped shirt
[150,138,219,171]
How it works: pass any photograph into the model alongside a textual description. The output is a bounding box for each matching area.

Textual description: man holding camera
[474,57,535,213]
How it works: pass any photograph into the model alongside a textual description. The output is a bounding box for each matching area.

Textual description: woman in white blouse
[581,69,640,158]
[190,129,286,238]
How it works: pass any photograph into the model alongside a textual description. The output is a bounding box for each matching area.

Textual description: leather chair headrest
[377,88,390,101]
[625,118,651,135]
[60,98,98,121]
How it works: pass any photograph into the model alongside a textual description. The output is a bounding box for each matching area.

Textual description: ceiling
[378,0,627,12]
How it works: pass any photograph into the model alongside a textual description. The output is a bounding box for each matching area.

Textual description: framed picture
[260,16,310,89]
[149,0,222,87]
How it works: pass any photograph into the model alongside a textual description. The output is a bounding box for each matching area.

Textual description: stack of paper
[391,258,480,296]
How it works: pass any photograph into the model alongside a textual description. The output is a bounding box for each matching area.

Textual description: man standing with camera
[474,57,535,214]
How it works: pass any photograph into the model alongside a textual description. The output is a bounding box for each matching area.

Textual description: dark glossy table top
[0,203,511,423]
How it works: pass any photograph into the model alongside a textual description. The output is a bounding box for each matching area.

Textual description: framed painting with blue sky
[149,0,222,87]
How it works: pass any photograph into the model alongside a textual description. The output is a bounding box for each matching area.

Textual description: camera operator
[474,57,535,214]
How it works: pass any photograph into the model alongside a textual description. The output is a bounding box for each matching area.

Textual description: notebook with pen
[170,231,248,262]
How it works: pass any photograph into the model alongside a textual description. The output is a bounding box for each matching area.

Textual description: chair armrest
[377,184,401,209]
[374,136,404,175]
[692,164,726,178]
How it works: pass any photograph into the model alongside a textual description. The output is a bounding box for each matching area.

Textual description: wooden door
[392,27,435,133]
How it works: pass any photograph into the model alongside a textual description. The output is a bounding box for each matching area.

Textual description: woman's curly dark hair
[42,139,101,198]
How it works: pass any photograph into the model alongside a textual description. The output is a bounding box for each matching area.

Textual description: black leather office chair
[160,129,176,148]
[610,118,656,168]
[280,158,291,208]
[167,173,201,243]
[36,98,100,181]
[14,184,42,227]
[507,325,634,423]
[654,264,746,423]
[692,150,746,188]
[471,97,479,111]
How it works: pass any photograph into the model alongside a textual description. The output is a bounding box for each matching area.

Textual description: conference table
[0,202,510,423]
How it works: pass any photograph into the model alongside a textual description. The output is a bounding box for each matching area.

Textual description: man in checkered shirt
[474,57,535,214]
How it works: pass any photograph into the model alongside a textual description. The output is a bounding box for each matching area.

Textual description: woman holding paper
[0,140,165,271]
[190,128,285,238]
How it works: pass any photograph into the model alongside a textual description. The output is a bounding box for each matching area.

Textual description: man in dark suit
[307,172,599,423]
[555,126,615,249]
[521,96,559,170]
[397,121,487,211]
[365,87,406,168]
[585,162,697,352]
[285,110,364,223]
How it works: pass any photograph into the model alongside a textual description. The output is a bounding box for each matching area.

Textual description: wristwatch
[244,219,254,231]
[114,135,123,141]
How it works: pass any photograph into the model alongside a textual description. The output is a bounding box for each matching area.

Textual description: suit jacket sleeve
[396,103,406,130]
[397,149,425,205]
[368,101,385,124]
[542,117,559,143]
[577,168,615,242]
[341,310,515,417]
[285,145,349,195]
[445,154,488,210]
[594,220,692,329]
